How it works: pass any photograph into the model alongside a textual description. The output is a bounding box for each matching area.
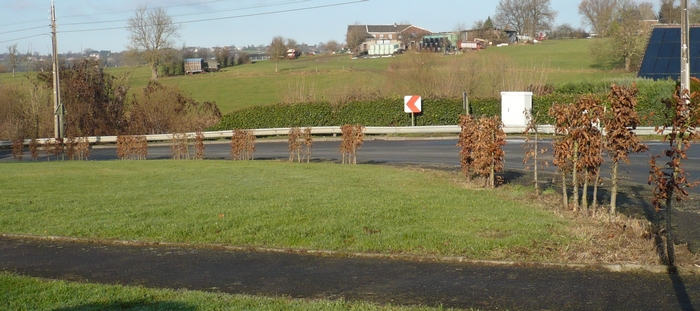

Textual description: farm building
[347,24,432,54]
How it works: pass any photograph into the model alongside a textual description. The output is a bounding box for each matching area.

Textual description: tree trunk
[665,187,675,266]
[572,142,579,212]
[150,64,159,80]
[592,167,601,213]
[561,170,568,209]
[534,131,540,196]
[582,172,589,215]
[625,56,632,71]
[610,161,618,216]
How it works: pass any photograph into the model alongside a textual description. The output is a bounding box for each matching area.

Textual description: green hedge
[212,97,506,130]
[212,80,678,130]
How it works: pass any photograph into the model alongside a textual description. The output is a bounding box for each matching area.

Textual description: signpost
[404,95,421,126]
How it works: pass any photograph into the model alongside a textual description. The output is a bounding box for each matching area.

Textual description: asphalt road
[2,236,699,310]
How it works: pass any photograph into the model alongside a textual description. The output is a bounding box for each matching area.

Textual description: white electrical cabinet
[500,92,533,127]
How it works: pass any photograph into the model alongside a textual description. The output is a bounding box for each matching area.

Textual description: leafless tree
[578,0,618,37]
[691,0,700,23]
[324,40,341,54]
[591,1,651,71]
[127,6,180,80]
[495,0,557,37]
[268,36,287,73]
[7,44,18,77]
[658,0,680,24]
[346,24,368,52]
[285,38,298,50]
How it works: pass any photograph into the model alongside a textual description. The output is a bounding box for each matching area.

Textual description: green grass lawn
[0,160,570,259]
[0,272,458,311]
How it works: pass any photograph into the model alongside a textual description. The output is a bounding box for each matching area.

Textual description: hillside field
[0,38,635,114]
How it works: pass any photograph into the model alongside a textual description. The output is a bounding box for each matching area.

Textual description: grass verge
[0,160,570,260]
[0,272,457,311]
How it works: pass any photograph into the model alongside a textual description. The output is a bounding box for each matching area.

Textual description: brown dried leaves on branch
[288,127,313,163]
[230,130,255,161]
[340,124,364,164]
[457,115,506,187]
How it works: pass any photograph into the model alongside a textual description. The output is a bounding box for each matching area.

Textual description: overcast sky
[0,0,660,55]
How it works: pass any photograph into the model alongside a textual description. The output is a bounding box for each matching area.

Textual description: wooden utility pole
[51,0,65,139]
[681,0,690,95]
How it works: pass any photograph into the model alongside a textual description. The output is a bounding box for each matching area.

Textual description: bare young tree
[495,0,557,36]
[267,36,287,73]
[346,24,368,53]
[127,6,180,80]
[658,0,680,23]
[7,44,18,77]
[592,1,651,71]
[324,40,341,54]
[578,0,618,37]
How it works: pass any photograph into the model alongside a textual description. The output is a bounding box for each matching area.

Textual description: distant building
[347,24,432,54]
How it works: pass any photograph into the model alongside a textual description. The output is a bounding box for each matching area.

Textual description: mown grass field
[0,38,633,114]
[0,160,569,258]
[0,272,459,311]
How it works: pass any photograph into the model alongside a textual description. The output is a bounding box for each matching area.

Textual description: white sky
[0,0,660,54]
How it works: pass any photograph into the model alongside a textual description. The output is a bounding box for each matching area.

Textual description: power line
[0,25,48,36]
[60,0,367,34]
[0,0,304,29]
[0,33,49,45]
[59,0,311,27]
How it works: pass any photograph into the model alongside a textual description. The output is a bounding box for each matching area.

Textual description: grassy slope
[0,272,455,311]
[479,39,635,83]
[0,160,569,259]
[1,39,630,114]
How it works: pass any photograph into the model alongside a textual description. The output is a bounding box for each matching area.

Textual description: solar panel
[638,26,700,80]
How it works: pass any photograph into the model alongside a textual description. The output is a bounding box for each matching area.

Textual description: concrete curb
[2,233,690,275]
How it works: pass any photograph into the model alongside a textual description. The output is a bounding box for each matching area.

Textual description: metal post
[51,0,64,139]
[411,113,415,127]
[463,92,469,115]
[681,0,691,96]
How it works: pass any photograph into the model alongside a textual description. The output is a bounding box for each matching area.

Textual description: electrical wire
[0,33,49,45]
[0,25,49,36]
[60,0,367,34]
[59,0,311,27]
[0,0,304,28]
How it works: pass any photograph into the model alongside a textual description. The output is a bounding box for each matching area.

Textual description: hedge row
[212,98,498,130]
[212,82,677,130]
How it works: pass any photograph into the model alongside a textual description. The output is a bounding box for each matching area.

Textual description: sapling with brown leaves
[11,140,23,161]
[472,116,506,188]
[523,109,549,196]
[230,129,255,161]
[649,84,700,266]
[574,96,605,215]
[288,127,302,162]
[550,103,577,209]
[340,124,364,164]
[303,127,313,163]
[457,114,478,181]
[195,132,205,160]
[549,96,604,213]
[606,84,648,216]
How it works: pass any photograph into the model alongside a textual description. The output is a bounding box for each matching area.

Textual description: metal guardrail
[0,125,666,147]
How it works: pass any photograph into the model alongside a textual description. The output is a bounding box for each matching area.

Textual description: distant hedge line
[212,80,677,130]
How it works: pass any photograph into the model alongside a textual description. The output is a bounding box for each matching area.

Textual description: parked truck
[184,58,208,74]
